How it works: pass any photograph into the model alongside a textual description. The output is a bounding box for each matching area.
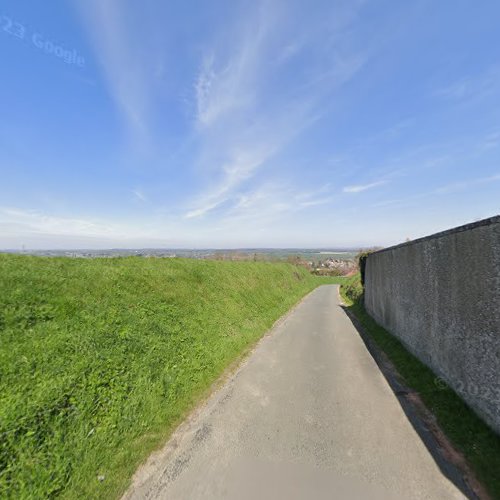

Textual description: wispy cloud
[211,183,337,232]
[299,196,335,208]
[434,66,500,102]
[435,77,472,100]
[184,144,278,218]
[434,173,500,194]
[0,207,123,238]
[0,206,207,249]
[372,173,500,209]
[132,189,147,202]
[193,2,279,129]
[343,180,387,193]
[76,0,161,143]
[294,183,335,207]
[186,0,368,219]
[194,48,257,128]
[480,131,500,151]
[195,54,246,128]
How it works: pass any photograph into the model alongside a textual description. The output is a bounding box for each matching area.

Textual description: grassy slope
[340,274,500,499]
[0,255,342,498]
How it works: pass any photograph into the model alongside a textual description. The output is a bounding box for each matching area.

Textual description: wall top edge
[369,215,500,257]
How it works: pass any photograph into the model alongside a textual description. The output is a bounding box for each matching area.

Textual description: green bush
[341,273,364,304]
[355,251,372,287]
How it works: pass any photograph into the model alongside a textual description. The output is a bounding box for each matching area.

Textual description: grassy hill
[0,254,340,498]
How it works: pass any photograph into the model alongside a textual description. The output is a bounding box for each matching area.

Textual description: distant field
[0,254,342,498]
[2,248,359,261]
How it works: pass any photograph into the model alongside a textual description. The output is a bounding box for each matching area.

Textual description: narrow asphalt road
[124,285,466,500]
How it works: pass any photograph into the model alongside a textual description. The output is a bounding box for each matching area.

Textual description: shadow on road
[340,304,479,500]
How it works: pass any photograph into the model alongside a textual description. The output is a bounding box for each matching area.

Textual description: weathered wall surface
[364,216,500,434]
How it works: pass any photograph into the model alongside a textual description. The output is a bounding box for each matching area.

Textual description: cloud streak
[186,0,368,219]
[0,207,128,238]
[434,173,500,194]
[343,181,387,193]
[132,189,147,202]
[434,65,500,102]
[76,0,163,144]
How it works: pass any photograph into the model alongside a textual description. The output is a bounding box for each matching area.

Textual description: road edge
[338,291,487,500]
[121,285,328,499]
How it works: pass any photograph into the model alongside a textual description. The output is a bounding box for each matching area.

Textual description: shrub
[342,273,364,304]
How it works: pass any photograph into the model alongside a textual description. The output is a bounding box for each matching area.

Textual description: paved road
[125,285,466,500]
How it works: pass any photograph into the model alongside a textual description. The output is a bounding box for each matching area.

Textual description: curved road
[124,285,467,500]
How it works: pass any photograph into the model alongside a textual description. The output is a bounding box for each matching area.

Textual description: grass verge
[340,273,500,499]
[0,254,343,498]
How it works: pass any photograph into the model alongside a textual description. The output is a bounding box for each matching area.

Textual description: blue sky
[1,0,499,249]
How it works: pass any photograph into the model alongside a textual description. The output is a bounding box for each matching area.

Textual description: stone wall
[364,216,500,434]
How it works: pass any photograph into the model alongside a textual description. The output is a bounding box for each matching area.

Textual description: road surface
[124,285,467,500]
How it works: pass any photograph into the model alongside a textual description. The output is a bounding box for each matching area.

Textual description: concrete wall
[364,216,500,434]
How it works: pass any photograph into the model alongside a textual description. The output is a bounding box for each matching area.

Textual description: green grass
[340,273,500,499]
[0,254,342,498]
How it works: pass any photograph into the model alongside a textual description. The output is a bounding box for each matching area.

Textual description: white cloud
[0,207,195,249]
[76,0,161,143]
[201,182,336,232]
[187,1,368,220]
[435,78,472,100]
[294,184,335,207]
[194,52,253,128]
[193,3,277,129]
[343,181,387,193]
[434,66,500,102]
[184,145,277,218]
[132,189,147,202]
[372,173,500,209]
[277,40,305,63]
[185,201,223,219]
[434,173,500,194]
[299,196,334,208]
[480,131,500,151]
[0,207,127,238]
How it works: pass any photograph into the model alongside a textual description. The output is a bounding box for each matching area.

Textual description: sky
[1,0,499,249]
